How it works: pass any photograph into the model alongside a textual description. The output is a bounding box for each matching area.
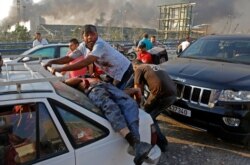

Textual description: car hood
[161,58,250,90]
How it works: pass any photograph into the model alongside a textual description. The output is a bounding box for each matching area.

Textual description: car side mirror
[22,57,30,62]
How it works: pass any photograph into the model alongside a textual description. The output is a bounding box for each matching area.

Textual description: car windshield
[180,37,250,64]
[51,82,103,116]
[10,45,44,60]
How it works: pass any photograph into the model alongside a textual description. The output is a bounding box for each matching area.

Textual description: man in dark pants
[132,59,177,152]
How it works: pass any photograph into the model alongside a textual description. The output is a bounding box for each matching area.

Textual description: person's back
[180,37,191,51]
[138,33,153,50]
[133,60,177,152]
[134,64,176,98]
[137,42,153,64]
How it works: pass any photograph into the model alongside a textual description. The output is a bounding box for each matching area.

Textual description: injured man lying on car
[64,77,157,165]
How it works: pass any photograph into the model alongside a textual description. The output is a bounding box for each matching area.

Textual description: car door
[26,46,57,61]
[0,99,75,165]
[48,97,136,165]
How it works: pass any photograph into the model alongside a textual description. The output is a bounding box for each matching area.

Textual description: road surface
[157,114,250,165]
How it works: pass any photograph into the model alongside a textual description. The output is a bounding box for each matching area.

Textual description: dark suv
[161,35,250,146]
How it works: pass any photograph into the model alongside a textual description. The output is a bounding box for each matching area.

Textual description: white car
[0,63,161,165]
[3,43,69,64]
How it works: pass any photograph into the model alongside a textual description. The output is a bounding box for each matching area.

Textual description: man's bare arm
[54,55,98,72]
[43,56,73,68]
[50,56,73,64]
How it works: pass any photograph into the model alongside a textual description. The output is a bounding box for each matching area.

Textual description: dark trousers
[148,96,176,152]
[116,64,134,90]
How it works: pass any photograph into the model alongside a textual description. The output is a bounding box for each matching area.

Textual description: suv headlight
[218,90,250,102]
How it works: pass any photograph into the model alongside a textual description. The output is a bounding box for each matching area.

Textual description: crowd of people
[42,24,177,165]
[1,25,181,164]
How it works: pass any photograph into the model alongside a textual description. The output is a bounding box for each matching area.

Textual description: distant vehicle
[147,47,168,64]
[113,43,137,61]
[3,43,69,64]
[0,63,161,165]
[162,34,250,146]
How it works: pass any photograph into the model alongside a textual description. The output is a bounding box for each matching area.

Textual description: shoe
[133,142,153,165]
[127,145,135,156]
[153,121,168,152]
[144,145,161,164]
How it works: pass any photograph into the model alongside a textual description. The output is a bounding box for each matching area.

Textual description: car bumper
[165,100,250,145]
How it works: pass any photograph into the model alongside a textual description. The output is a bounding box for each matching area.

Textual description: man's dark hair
[69,38,79,45]
[138,42,146,49]
[35,32,41,35]
[82,24,97,35]
[143,33,149,38]
[132,59,143,65]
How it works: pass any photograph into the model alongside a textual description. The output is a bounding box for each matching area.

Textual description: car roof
[21,43,69,55]
[0,63,61,99]
[201,34,250,40]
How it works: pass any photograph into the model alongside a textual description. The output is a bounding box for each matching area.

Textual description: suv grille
[176,82,212,107]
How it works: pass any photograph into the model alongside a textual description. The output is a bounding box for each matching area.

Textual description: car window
[52,82,103,115]
[60,47,69,57]
[50,100,108,148]
[182,39,204,56]
[181,38,250,64]
[0,103,67,165]
[231,41,250,63]
[30,47,56,59]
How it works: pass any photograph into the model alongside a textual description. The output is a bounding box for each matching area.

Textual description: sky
[0,0,41,21]
[0,0,250,33]
[0,0,14,21]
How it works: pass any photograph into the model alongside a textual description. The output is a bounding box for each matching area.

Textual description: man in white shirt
[32,32,48,47]
[47,24,133,90]
[180,36,191,51]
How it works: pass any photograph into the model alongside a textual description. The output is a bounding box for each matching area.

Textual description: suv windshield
[181,37,250,64]
[52,82,103,116]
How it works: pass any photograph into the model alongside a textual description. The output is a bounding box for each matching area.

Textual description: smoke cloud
[1,0,250,34]
[191,0,250,33]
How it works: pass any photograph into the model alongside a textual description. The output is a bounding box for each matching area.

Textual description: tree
[11,24,31,41]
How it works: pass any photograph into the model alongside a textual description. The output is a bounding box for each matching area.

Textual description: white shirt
[71,37,131,81]
[69,42,87,58]
[33,38,49,47]
[180,41,190,51]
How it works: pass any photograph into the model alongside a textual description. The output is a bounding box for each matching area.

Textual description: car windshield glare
[180,38,250,64]
[52,82,103,115]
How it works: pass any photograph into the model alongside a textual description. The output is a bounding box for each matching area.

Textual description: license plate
[168,105,191,117]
